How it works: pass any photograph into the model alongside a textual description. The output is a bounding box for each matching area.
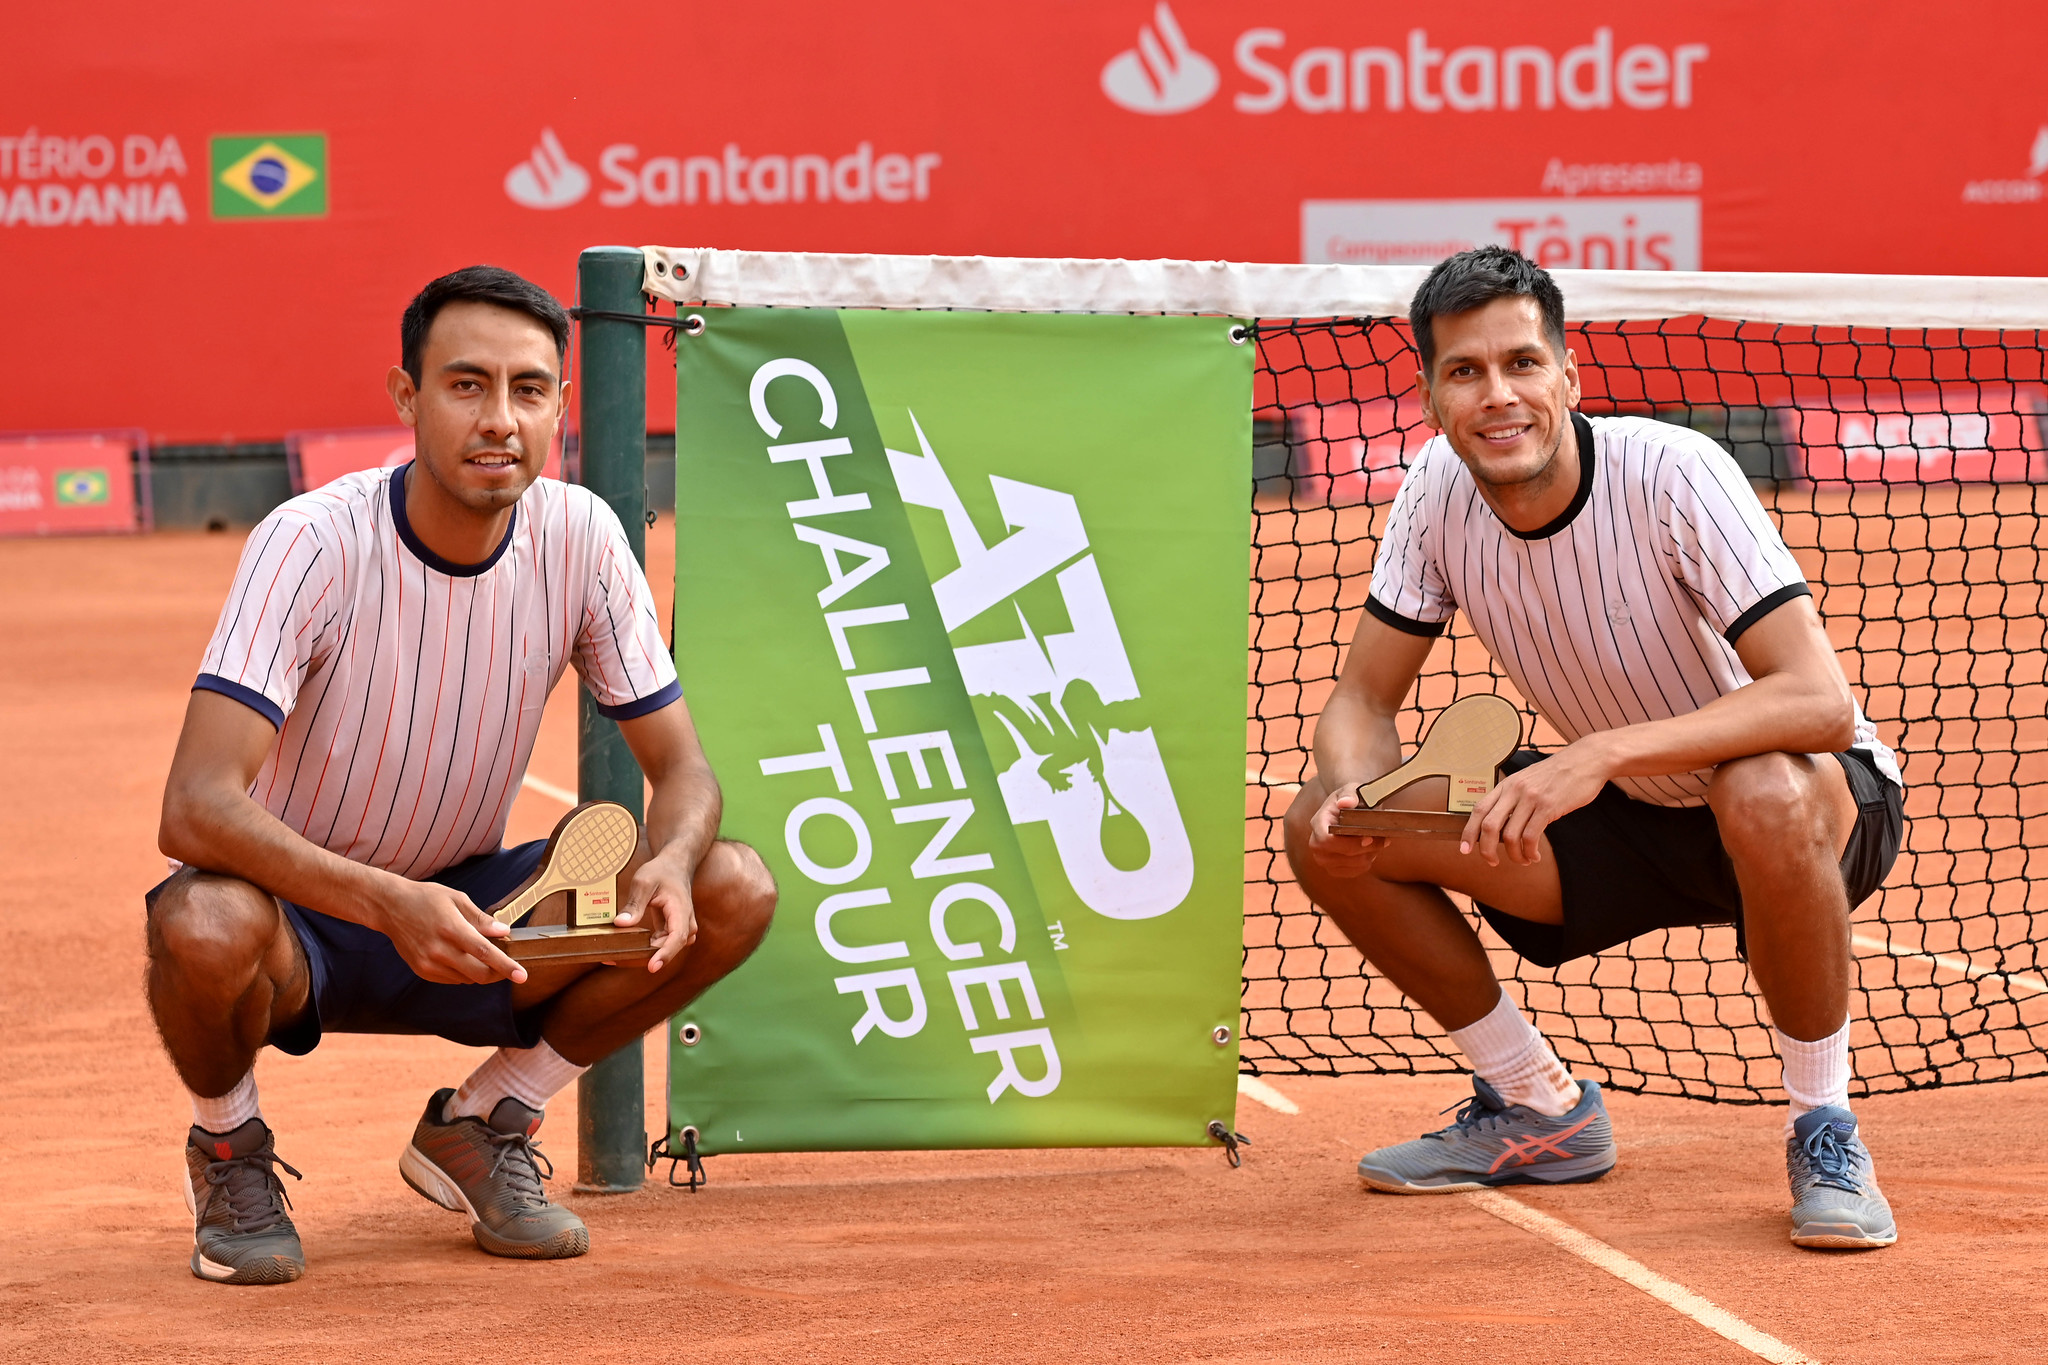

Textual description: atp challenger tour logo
[742,354,1197,1103]
[889,418,1195,922]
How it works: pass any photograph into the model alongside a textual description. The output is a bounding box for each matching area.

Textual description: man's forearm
[160,786,397,930]
[1574,670,1855,781]
[644,758,722,875]
[1314,689,1408,794]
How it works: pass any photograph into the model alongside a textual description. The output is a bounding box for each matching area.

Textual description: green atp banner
[671,309,1251,1153]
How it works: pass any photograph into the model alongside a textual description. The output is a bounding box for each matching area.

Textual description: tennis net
[1244,310,2048,1102]
[644,250,2048,1104]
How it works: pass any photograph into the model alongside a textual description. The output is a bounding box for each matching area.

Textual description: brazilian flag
[212,134,327,219]
[54,469,110,505]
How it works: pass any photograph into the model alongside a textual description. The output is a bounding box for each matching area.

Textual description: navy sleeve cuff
[1365,595,1449,639]
[193,674,285,730]
[596,679,683,721]
[1724,583,1813,645]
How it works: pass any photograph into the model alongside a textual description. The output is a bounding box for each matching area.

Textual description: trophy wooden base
[1330,808,1471,840]
[505,923,655,967]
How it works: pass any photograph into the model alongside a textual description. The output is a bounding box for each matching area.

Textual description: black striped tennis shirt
[1367,412,1900,807]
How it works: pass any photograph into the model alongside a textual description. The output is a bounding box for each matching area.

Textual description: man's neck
[401,463,515,568]
[1474,415,1581,536]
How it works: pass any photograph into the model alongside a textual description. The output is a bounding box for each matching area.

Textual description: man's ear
[386,365,419,429]
[1414,368,1441,431]
[1561,346,1582,409]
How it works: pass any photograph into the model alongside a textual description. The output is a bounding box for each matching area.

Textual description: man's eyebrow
[439,359,558,383]
[1438,341,1551,368]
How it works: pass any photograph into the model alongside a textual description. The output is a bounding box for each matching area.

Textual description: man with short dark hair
[1286,246,1904,1248]
[148,264,776,1283]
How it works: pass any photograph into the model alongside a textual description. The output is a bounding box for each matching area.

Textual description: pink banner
[0,433,142,536]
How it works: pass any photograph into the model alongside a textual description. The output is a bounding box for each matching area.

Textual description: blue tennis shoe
[1357,1076,1617,1193]
[1787,1106,1896,1249]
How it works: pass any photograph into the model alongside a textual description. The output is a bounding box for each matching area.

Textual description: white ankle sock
[447,1041,587,1122]
[1448,991,1580,1117]
[1775,1020,1851,1136]
[190,1071,261,1134]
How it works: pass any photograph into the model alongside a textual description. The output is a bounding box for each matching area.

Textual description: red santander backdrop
[3,0,2043,443]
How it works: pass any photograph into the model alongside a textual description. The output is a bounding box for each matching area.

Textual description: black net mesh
[1240,315,2048,1102]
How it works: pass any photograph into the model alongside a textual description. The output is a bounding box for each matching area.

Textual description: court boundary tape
[1465,1190,1820,1365]
[522,773,578,805]
[1236,1075,1300,1114]
[1852,930,2048,996]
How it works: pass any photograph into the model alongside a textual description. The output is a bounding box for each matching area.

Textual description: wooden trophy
[1331,694,1523,841]
[492,801,655,967]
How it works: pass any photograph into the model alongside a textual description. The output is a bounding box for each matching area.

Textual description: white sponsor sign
[1302,197,1699,270]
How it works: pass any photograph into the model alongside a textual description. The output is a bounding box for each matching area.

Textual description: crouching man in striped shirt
[147,266,776,1283]
[1286,247,1904,1249]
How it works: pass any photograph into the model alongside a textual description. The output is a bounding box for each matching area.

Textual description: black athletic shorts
[1474,748,1904,969]
[145,841,550,1056]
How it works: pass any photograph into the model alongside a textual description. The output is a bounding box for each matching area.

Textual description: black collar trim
[389,464,518,577]
[1503,411,1596,542]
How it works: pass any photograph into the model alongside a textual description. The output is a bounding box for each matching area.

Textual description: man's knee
[1709,753,1830,859]
[696,840,776,960]
[146,872,282,975]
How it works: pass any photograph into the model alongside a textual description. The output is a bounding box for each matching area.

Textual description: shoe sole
[1358,1158,1616,1194]
[1791,1222,1897,1250]
[399,1141,590,1260]
[190,1248,304,1284]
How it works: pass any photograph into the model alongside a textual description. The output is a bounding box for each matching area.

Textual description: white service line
[1236,1075,1300,1114]
[1465,1190,1819,1365]
[1853,931,2048,997]
[521,773,578,806]
[1245,767,1301,792]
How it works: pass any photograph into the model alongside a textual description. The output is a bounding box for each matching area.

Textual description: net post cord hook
[1206,1119,1250,1168]
[646,1126,708,1192]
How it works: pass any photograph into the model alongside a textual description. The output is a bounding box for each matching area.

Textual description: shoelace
[202,1150,303,1234]
[1426,1095,1509,1139]
[482,1129,555,1206]
[1799,1124,1866,1195]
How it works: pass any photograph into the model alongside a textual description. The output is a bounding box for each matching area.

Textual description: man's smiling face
[1416,295,1582,493]
[401,300,566,512]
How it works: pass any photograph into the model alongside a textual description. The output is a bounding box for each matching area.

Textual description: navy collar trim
[1503,411,1597,542]
[389,463,518,577]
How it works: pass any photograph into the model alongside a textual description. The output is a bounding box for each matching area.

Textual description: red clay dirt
[4,525,2047,1364]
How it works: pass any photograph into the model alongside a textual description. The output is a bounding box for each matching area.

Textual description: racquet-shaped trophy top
[493,801,639,926]
[1354,694,1523,809]
[1333,695,1523,839]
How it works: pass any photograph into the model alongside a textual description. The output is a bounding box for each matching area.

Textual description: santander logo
[504,129,590,209]
[1101,4,1218,115]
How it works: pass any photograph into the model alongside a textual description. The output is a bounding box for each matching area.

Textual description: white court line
[1465,1191,1820,1365]
[1236,1075,1300,1114]
[521,773,578,806]
[1853,931,2048,997]
[1246,767,1301,791]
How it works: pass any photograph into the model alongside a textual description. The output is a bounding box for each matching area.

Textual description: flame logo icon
[1100,3,1218,115]
[2030,126,2048,180]
[504,129,590,209]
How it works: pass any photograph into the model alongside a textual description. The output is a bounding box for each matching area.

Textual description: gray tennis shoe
[1787,1106,1897,1249]
[400,1088,589,1259]
[1357,1076,1617,1193]
[183,1118,305,1284]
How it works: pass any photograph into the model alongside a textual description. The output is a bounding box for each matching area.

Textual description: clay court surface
[6,524,2048,1364]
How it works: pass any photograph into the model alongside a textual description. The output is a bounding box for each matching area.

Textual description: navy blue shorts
[147,842,550,1056]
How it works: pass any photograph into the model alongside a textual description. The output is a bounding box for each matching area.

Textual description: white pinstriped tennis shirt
[194,465,679,879]
[1367,412,1900,807]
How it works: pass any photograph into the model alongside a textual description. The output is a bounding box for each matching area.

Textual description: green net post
[573,245,649,1193]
